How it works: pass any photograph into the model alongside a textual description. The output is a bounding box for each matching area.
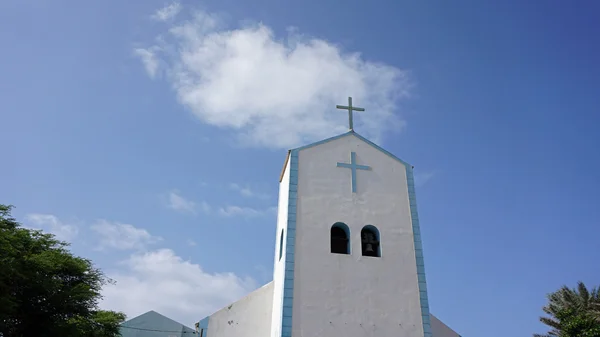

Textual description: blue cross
[337,151,371,193]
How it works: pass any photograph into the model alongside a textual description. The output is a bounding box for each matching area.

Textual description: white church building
[196,99,461,337]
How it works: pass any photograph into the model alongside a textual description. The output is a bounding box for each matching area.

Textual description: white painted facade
[431,314,461,337]
[269,157,290,337]
[204,282,274,337]
[291,134,423,337]
[197,132,462,337]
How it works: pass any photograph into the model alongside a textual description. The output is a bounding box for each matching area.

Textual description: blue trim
[280,149,299,337]
[361,224,380,240]
[361,224,381,257]
[406,165,432,337]
[293,131,354,151]
[288,130,430,337]
[198,316,209,337]
[331,222,351,254]
[336,151,371,193]
[279,229,284,261]
[292,131,412,167]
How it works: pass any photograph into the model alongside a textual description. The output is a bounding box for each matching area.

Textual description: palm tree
[535,281,600,337]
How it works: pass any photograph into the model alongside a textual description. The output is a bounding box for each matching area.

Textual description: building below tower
[197,130,462,337]
[196,282,461,337]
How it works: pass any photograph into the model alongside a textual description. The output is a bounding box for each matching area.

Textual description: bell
[365,243,374,252]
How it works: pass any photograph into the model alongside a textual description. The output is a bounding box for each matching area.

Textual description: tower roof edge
[279,131,413,182]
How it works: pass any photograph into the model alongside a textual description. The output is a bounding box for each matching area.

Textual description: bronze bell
[365,243,374,252]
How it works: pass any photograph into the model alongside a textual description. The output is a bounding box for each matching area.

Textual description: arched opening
[361,225,381,257]
[279,229,284,261]
[331,222,350,254]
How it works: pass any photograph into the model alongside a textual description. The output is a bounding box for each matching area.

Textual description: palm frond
[539,317,561,330]
[536,282,600,336]
[577,281,590,302]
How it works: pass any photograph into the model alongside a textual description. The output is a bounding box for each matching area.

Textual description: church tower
[270,98,432,337]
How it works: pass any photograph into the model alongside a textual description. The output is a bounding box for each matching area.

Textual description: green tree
[67,310,127,337]
[556,308,600,337]
[0,204,126,337]
[535,282,600,337]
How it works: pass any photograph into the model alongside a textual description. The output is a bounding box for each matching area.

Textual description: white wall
[292,134,424,337]
[270,157,290,337]
[207,282,274,337]
[431,314,460,337]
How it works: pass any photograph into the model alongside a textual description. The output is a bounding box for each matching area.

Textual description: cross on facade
[337,151,371,193]
[336,97,365,131]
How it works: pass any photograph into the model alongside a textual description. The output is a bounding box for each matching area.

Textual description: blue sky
[2,0,600,335]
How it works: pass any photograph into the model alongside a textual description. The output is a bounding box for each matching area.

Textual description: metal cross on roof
[336,97,365,131]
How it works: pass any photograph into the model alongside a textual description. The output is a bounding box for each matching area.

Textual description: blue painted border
[406,165,432,337]
[279,229,285,261]
[361,224,381,257]
[350,127,434,336]
[292,131,411,167]
[293,131,354,152]
[280,149,299,337]
[288,131,432,337]
[332,222,351,254]
[198,316,209,337]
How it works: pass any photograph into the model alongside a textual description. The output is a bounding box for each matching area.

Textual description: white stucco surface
[207,282,274,337]
[431,314,461,337]
[291,134,424,337]
[196,133,463,337]
[270,157,290,337]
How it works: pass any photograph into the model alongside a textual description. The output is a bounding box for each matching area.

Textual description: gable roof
[120,310,195,336]
[279,130,412,182]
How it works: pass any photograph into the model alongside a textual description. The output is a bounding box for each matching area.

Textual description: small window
[279,229,284,261]
[331,222,350,254]
[361,225,381,257]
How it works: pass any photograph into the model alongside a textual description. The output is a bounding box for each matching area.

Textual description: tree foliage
[535,281,600,337]
[556,308,600,337]
[0,204,126,337]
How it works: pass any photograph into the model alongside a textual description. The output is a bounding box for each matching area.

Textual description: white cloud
[167,191,203,214]
[133,48,160,78]
[151,1,182,21]
[137,6,410,149]
[24,214,79,242]
[21,212,255,327]
[186,239,197,247]
[198,201,211,214]
[218,205,276,218]
[229,183,270,199]
[101,248,256,326]
[90,220,162,251]
[165,190,271,217]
